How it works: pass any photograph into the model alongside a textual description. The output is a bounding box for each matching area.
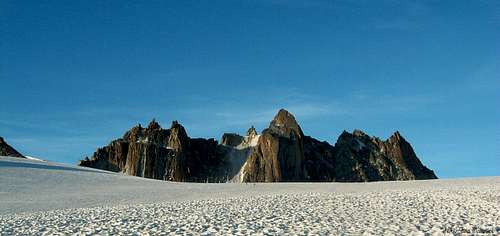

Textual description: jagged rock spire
[147,118,161,130]
[387,131,403,142]
[239,109,306,182]
[246,126,258,137]
[352,129,368,137]
[269,109,304,138]
[80,109,437,183]
[168,120,189,151]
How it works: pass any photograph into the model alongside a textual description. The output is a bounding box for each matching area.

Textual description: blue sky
[1,0,499,178]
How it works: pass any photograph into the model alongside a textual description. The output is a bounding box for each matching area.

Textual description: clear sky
[1,0,499,178]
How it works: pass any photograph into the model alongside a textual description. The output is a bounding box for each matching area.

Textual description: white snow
[234,134,260,150]
[248,134,260,147]
[224,134,260,182]
[24,155,45,162]
[0,156,499,235]
[237,160,248,183]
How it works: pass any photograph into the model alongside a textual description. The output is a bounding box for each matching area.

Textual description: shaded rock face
[79,120,228,182]
[0,137,25,158]
[374,131,437,180]
[302,136,336,181]
[80,109,437,182]
[330,130,437,181]
[221,133,244,147]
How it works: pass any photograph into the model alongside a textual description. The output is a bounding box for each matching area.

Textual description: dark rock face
[374,131,437,180]
[221,133,244,147]
[0,137,25,158]
[80,109,437,182]
[79,120,228,182]
[330,130,437,181]
[302,136,336,181]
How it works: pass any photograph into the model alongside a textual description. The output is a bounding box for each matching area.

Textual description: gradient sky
[1,0,499,178]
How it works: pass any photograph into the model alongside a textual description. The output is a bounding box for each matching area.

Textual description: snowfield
[1,156,499,235]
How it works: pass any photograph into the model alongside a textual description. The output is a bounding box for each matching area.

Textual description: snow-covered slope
[24,155,45,162]
[0,156,499,234]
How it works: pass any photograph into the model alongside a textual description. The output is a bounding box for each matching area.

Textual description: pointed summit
[387,131,404,143]
[246,126,258,137]
[239,109,306,182]
[147,118,161,130]
[273,109,293,121]
[168,120,189,151]
[269,109,304,137]
[352,129,368,137]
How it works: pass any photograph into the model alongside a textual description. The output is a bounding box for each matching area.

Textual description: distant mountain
[80,109,437,182]
[0,137,25,158]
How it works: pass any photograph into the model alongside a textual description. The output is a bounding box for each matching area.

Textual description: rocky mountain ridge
[79,109,437,182]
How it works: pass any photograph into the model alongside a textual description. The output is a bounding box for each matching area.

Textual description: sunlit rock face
[0,137,25,158]
[80,109,436,182]
[238,109,306,182]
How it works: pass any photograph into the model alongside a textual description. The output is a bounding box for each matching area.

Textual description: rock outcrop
[0,137,25,158]
[80,120,227,182]
[330,130,437,181]
[221,133,244,147]
[80,109,437,182]
[238,109,306,182]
